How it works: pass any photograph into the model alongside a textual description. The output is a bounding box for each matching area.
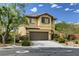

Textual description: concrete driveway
[32,41,64,47]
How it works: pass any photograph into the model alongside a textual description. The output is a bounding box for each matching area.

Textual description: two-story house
[18,13,56,40]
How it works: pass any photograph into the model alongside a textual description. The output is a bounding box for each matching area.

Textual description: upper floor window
[41,17,50,24]
[29,18,35,24]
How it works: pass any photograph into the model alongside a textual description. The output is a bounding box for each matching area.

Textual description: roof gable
[25,13,56,20]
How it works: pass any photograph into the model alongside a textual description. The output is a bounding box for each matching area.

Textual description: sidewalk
[1,45,79,49]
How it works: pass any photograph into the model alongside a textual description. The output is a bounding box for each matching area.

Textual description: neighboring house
[18,13,56,40]
[68,34,79,40]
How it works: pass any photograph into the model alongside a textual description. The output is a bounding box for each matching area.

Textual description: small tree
[0,3,28,45]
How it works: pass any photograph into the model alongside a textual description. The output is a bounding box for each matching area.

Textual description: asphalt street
[0,47,79,56]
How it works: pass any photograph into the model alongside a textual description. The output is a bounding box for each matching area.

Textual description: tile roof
[25,13,56,20]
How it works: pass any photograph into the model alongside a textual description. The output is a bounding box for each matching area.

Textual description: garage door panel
[30,32,48,40]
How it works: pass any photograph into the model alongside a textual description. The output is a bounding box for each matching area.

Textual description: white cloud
[51,4,58,8]
[65,8,70,11]
[74,9,79,13]
[56,6,62,8]
[70,3,77,6]
[38,4,43,7]
[51,4,62,8]
[65,8,73,11]
[30,7,37,12]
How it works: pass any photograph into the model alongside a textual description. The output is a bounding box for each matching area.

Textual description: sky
[25,3,79,23]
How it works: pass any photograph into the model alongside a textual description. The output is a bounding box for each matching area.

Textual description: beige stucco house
[18,13,56,40]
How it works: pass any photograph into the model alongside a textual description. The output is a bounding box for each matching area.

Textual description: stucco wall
[38,15,52,30]
[26,14,55,30]
[18,26,27,36]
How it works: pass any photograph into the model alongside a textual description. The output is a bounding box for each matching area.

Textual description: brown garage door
[30,32,48,40]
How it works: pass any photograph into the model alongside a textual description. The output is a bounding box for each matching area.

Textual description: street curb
[0,46,79,49]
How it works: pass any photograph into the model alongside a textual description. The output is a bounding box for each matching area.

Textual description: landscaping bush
[52,34,60,40]
[52,33,68,43]
[22,39,31,46]
[74,40,79,44]
[5,34,14,44]
[58,38,66,43]
[53,34,60,38]
[5,37,14,44]
[20,36,32,46]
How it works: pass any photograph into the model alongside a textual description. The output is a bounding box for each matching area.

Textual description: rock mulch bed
[64,41,79,47]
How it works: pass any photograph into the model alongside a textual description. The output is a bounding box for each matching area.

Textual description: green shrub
[74,40,79,44]
[53,34,60,38]
[22,39,31,46]
[20,35,31,46]
[19,36,28,40]
[52,34,60,40]
[58,38,66,43]
[5,35,14,44]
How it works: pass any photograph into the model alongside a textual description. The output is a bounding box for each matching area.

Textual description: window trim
[41,17,50,24]
[29,18,35,24]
